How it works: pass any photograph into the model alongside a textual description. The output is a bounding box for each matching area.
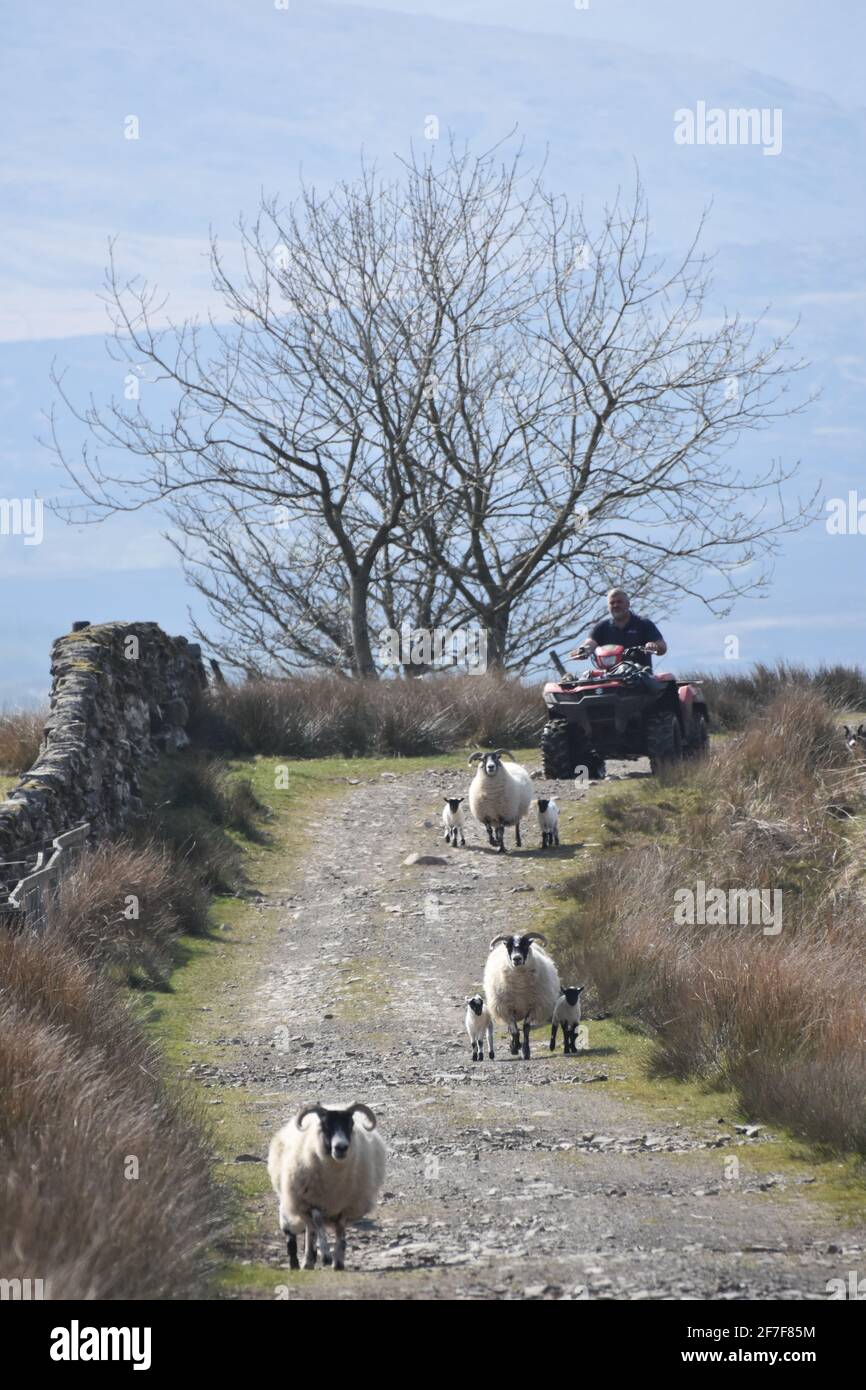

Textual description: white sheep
[267,1102,386,1271]
[482,932,561,1060]
[465,993,495,1061]
[550,985,584,1054]
[442,796,466,847]
[468,750,533,853]
[537,796,559,848]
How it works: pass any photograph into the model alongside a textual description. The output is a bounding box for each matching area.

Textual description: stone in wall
[0,621,207,872]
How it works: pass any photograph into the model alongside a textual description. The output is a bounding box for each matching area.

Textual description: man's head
[607,588,630,623]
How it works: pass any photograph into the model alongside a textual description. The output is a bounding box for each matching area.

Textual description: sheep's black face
[507,935,532,967]
[537,798,550,813]
[319,1109,354,1160]
[562,986,583,1006]
[467,994,484,1015]
[482,754,501,776]
[445,798,464,812]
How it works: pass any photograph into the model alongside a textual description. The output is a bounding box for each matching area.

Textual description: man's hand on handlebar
[568,644,590,660]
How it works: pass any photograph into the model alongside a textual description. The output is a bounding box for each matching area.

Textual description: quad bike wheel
[541,720,606,781]
[684,711,709,759]
[646,711,683,774]
[541,720,574,780]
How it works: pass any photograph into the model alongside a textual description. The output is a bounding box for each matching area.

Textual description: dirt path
[201,762,864,1300]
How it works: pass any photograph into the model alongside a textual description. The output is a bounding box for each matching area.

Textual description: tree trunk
[350,574,378,678]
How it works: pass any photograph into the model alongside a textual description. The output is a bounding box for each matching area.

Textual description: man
[569,589,667,669]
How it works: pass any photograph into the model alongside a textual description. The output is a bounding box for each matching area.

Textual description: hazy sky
[1,1,864,701]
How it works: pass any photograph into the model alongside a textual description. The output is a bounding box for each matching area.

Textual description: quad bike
[541,644,709,780]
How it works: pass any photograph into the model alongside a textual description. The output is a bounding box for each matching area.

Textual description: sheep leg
[508,1023,520,1055]
[484,817,496,847]
[286,1233,300,1270]
[515,819,522,847]
[521,1021,531,1060]
[333,1220,347,1272]
[496,821,506,853]
[302,1223,318,1269]
[311,1208,332,1266]
[550,1022,558,1052]
[459,828,465,846]
[471,1040,479,1061]
[487,1023,495,1060]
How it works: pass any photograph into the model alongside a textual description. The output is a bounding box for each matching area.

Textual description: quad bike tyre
[684,711,709,760]
[645,711,683,774]
[541,720,606,781]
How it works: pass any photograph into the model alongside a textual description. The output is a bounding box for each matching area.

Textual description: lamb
[442,796,466,847]
[843,724,866,756]
[468,749,533,853]
[465,994,495,1061]
[267,1102,386,1271]
[550,985,584,1054]
[482,932,561,1060]
[537,797,559,848]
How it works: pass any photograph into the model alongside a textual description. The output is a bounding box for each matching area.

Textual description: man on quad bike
[541,589,708,780]
[569,589,667,670]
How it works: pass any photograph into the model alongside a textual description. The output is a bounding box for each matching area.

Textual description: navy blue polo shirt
[590,612,664,667]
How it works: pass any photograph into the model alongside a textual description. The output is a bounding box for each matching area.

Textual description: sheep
[482,932,561,1060]
[267,1102,386,1271]
[843,723,866,756]
[442,796,466,847]
[550,985,584,1054]
[537,796,559,848]
[468,749,533,853]
[465,993,495,1061]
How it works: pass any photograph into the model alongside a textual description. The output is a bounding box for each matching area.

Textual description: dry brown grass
[0,931,222,1298]
[193,672,543,757]
[0,707,46,775]
[556,689,866,1153]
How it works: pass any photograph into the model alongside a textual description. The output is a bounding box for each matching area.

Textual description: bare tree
[47,139,814,676]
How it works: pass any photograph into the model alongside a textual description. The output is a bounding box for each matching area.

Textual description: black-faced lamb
[550,985,584,1053]
[468,750,533,853]
[482,932,561,1059]
[843,723,866,756]
[267,1102,386,1271]
[537,797,559,848]
[442,796,466,846]
[465,993,495,1061]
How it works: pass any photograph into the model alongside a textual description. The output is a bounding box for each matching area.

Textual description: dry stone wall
[0,621,207,869]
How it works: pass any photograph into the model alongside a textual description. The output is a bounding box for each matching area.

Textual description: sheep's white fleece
[468,759,533,829]
[268,1114,386,1233]
[483,943,561,1028]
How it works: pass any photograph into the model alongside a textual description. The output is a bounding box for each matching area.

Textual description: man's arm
[568,623,603,659]
[643,621,667,657]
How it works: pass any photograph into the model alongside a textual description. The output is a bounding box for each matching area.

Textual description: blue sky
[1,0,864,702]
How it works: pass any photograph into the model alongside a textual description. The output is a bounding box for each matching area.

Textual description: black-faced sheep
[442,796,466,846]
[267,1102,386,1271]
[482,932,560,1059]
[537,796,559,848]
[465,994,495,1060]
[468,750,533,853]
[550,985,584,1053]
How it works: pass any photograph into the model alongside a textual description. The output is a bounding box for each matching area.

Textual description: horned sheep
[468,750,533,853]
[482,932,561,1059]
[267,1102,386,1271]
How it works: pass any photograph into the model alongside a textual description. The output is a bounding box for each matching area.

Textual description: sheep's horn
[526,932,547,944]
[349,1103,377,1130]
[489,935,510,949]
[468,752,484,763]
[493,748,515,760]
[295,1104,324,1129]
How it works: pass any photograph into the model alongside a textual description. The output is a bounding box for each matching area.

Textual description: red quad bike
[541,644,710,780]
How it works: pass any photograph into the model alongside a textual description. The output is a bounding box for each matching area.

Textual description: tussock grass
[192,672,542,757]
[0,707,45,774]
[0,931,222,1298]
[554,689,866,1154]
[691,661,866,732]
